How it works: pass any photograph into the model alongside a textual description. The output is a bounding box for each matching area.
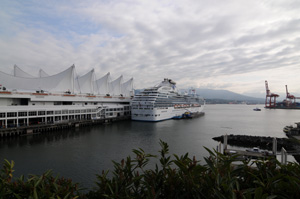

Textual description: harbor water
[1,104,299,189]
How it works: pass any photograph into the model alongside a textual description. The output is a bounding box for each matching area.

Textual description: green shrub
[2,140,300,198]
[88,140,300,199]
[0,159,84,199]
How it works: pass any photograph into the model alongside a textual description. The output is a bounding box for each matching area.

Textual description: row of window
[131,107,154,110]
[0,109,132,118]
[0,106,132,118]
[0,109,98,118]
[133,114,161,117]
[106,108,124,112]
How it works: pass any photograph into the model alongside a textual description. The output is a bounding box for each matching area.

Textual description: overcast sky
[0,0,300,98]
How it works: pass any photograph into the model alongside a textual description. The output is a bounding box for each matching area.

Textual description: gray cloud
[0,0,300,94]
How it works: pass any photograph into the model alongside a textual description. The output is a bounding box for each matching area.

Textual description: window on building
[18,112,27,117]
[29,111,37,116]
[47,111,54,115]
[38,111,45,115]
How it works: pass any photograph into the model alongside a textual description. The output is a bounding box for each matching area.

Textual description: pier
[213,134,299,152]
[224,149,275,158]
[0,116,130,139]
[214,134,295,164]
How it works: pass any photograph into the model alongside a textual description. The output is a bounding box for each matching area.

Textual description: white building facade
[0,65,134,129]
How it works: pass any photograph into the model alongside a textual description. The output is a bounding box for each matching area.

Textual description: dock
[224,149,275,159]
[0,116,130,139]
[215,134,289,164]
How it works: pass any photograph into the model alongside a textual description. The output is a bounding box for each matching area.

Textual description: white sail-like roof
[14,65,36,78]
[95,72,111,95]
[14,65,49,78]
[0,65,75,93]
[75,69,95,94]
[121,78,134,97]
[39,69,49,77]
[109,75,123,96]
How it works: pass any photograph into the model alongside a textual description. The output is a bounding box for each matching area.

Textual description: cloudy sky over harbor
[0,0,300,98]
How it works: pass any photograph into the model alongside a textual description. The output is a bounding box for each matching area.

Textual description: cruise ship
[0,65,133,129]
[131,78,205,121]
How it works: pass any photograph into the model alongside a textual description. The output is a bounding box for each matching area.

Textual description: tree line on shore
[1,140,300,198]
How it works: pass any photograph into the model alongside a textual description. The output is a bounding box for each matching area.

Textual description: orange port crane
[286,85,295,102]
[285,85,300,105]
[265,80,279,108]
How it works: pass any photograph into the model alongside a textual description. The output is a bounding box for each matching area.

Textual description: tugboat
[283,123,300,136]
[253,107,261,111]
[283,125,293,133]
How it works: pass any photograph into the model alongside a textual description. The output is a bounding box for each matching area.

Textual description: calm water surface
[1,104,299,189]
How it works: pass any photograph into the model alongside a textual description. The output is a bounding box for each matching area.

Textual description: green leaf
[33,187,38,199]
[34,175,43,187]
[13,193,22,199]
[63,192,70,199]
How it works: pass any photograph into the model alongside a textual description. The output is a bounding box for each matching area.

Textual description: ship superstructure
[0,65,134,128]
[131,78,205,121]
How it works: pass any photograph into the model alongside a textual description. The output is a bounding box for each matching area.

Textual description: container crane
[286,85,295,101]
[265,80,279,108]
[285,85,300,107]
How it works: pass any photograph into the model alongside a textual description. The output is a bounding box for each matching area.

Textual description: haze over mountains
[189,88,265,104]
[193,88,300,104]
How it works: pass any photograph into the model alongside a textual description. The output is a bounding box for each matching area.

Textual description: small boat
[246,147,261,153]
[246,147,268,154]
[253,108,261,111]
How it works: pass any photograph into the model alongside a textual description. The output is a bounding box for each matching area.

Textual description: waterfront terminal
[0,65,133,137]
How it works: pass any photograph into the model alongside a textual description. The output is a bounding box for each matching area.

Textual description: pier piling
[273,137,277,155]
[224,134,228,152]
[281,148,287,165]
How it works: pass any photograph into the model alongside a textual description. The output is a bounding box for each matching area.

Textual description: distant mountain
[195,88,264,102]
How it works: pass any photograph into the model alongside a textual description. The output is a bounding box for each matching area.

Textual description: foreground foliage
[2,140,300,198]
[88,141,300,198]
[0,160,83,199]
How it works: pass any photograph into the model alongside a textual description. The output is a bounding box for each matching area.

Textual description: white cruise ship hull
[131,106,204,122]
